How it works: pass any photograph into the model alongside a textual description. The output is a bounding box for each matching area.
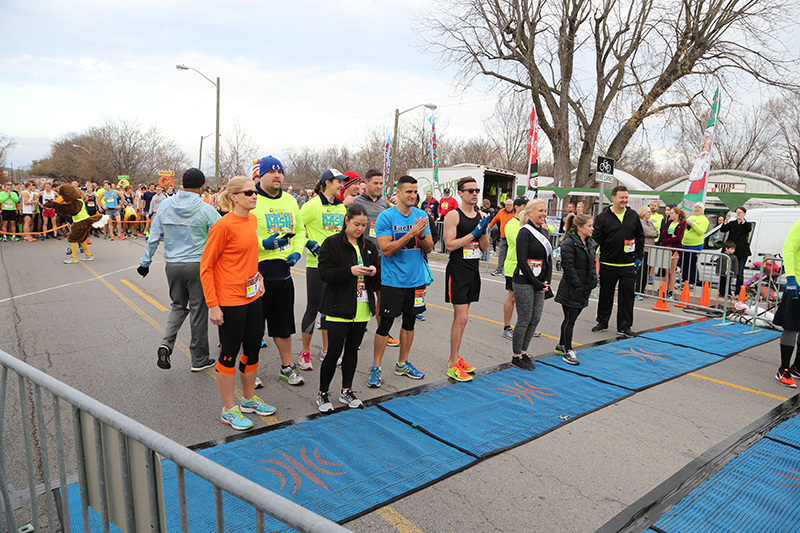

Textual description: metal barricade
[731,255,786,330]
[0,349,350,533]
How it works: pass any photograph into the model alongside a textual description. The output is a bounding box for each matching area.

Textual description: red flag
[527,107,538,197]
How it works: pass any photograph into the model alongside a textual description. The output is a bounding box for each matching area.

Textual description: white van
[705,207,800,268]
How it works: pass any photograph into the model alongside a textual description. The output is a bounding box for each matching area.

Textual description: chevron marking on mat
[772,468,800,492]
[701,327,738,340]
[615,347,668,363]
[493,380,556,406]
[259,446,347,494]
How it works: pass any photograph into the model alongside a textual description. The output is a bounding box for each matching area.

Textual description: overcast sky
[1,0,499,170]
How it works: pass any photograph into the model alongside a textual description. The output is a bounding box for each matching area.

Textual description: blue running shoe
[416,314,425,321]
[394,361,424,379]
[220,406,253,431]
[261,339,268,348]
[240,395,276,416]
[367,366,381,388]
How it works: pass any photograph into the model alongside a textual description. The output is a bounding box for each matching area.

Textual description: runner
[39,182,57,240]
[502,197,528,340]
[0,183,20,241]
[20,182,37,242]
[369,175,432,387]
[316,204,380,412]
[252,156,307,387]
[138,168,220,372]
[103,182,124,240]
[442,177,489,382]
[299,169,347,369]
[337,171,362,206]
[200,176,276,431]
[142,183,157,235]
[488,199,516,276]
[773,218,800,387]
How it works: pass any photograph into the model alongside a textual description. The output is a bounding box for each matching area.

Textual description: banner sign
[429,115,440,195]
[383,135,391,197]
[527,107,538,198]
[682,87,721,214]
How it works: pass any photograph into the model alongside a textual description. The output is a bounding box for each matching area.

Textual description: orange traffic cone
[737,284,747,303]
[675,281,691,308]
[652,282,671,312]
[700,281,711,307]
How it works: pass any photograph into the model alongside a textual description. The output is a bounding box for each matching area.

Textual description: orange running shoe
[776,369,797,388]
[447,363,473,382]
[457,356,476,374]
[387,335,400,347]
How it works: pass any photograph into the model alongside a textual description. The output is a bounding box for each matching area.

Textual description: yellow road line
[687,373,789,401]
[120,279,169,312]
[376,506,425,533]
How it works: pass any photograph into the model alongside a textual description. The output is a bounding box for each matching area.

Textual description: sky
[1,0,499,171]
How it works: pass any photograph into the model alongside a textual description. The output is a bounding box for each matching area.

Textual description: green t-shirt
[650,212,664,233]
[327,243,371,323]
[682,214,709,247]
[504,217,521,278]
[300,196,346,268]
[0,191,19,211]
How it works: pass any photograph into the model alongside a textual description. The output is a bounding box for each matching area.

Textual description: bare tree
[484,91,531,172]
[219,120,260,180]
[0,134,17,170]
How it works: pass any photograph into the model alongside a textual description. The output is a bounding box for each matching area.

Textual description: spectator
[716,241,738,299]
[636,206,658,300]
[438,188,459,220]
[660,207,686,299]
[720,206,753,293]
[421,190,439,221]
[558,202,575,234]
[681,202,710,286]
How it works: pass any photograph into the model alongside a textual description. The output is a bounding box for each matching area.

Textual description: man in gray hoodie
[138,168,221,371]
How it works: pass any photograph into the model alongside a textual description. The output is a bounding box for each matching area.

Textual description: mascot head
[57,183,82,203]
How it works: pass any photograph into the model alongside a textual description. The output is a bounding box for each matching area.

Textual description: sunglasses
[235,190,257,197]
[461,188,480,194]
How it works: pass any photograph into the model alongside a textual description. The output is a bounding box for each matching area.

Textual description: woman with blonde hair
[660,207,686,299]
[681,202,709,286]
[636,206,658,300]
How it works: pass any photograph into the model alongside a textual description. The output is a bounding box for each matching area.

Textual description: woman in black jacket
[720,206,753,292]
[316,204,381,413]
[554,214,597,365]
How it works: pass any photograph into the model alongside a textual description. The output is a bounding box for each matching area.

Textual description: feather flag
[383,135,391,198]
[527,106,539,199]
[682,88,721,214]
[429,115,440,195]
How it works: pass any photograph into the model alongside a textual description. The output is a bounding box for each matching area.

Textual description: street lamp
[176,64,220,187]
[390,103,437,187]
[72,144,90,154]
[198,133,215,170]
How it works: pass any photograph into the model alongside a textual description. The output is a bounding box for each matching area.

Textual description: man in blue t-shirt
[368,175,433,388]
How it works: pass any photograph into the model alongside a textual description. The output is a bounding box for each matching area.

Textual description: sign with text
[596,156,614,183]
[158,170,175,176]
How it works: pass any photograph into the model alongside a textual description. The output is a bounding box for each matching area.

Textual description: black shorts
[379,285,427,319]
[445,263,481,305]
[1,210,16,222]
[505,275,513,291]
[259,276,296,339]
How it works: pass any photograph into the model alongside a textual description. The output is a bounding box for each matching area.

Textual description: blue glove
[635,259,642,272]
[306,240,320,256]
[471,216,490,239]
[262,232,289,250]
[284,252,301,267]
[787,275,799,299]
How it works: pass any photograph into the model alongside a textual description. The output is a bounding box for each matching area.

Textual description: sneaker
[456,356,476,374]
[790,365,800,379]
[190,359,215,372]
[502,327,514,340]
[315,318,321,329]
[447,364,473,382]
[157,345,172,369]
[83,255,94,261]
[554,344,566,355]
[240,395,276,416]
[634,294,644,301]
[562,350,579,365]
[490,268,503,276]
[110,235,115,241]
[591,323,608,332]
[666,291,674,299]
[394,361,424,379]
[1,236,6,242]
[367,366,382,388]
[532,331,541,337]
[511,354,535,371]
[648,276,654,285]
[387,335,400,348]
[118,234,125,240]
[416,314,425,321]
[318,349,327,362]
[220,405,253,430]
[776,369,797,388]
[617,328,636,338]
[298,351,313,371]
[339,389,363,408]
[39,235,46,241]
[317,392,334,413]
[261,339,268,348]
[279,364,305,386]
[254,376,263,389]
[63,257,79,264]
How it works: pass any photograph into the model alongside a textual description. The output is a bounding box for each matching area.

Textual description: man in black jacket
[591,186,644,337]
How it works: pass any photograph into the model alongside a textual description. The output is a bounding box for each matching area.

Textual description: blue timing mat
[640,319,780,356]
[158,407,474,532]
[540,337,722,391]
[379,365,629,457]
[767,415,800,449]
[652,438,800,533]
[64,484,125,532]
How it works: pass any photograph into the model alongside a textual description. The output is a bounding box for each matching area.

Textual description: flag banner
[682,88,721,213]
[383,135,391,198]
[429,115,440,195]
[527,106,539,198]
[252,158,261,179]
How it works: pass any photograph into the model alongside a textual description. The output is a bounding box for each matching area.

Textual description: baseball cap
[319,169,344,185]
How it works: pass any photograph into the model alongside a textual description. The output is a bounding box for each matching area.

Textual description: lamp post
[72,144,90,154]
[390,103,437,188]
[198,133,215,170]
[176,64,220,187]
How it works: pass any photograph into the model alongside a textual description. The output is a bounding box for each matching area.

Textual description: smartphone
[281,232,296,239]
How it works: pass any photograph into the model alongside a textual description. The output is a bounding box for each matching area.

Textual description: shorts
[379,285,427,319]
[259,276,296,338]
[105,208,120,218]
[1,210,16,222]
[42,208,56,218]
[445,263,481,305]
[505,276,513,291]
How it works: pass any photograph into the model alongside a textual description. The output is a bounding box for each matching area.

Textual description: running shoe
[532,331,541,337]
[24,236,36,242]
[39,235,46,241]
[240,395,276,416]
[318,348,327,362]
[157,345,172,369]
[634,295,644,301]
[298,351,313,371]
[416,314,425,321]
[220,405,253,431]
[190,359,215,372]
[83,255,94,261]
[367,366,382,388]
[10,236,19,241]
[617,328,636,338]
[254,376,263,389]
[490,268,503,276]
[387,335,400,348]
[110,235,115,241]
[790,365,800,378]
[315,317,321,329]
[554,344,566,355]
[776,369,797,388]
[339,389,363,408]
[63,257,79,264]
[511,354,535,371]
[456,356,475,374]
[447,364,473,382]
[562,350,579,365]
[261,339,268,348]
[502,327,514,340]
[317,392,334,413]
[1,236,6,241]
[279,364,305,386]
[118,234,126,240]
[394,361,424,379]
[647,276,654,285]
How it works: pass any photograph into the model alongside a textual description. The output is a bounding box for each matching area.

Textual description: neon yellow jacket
[784,219,800,278]
[504,217,521,278]
[682,214,709,247]
[300,195,346,268]
[252,189,306,263]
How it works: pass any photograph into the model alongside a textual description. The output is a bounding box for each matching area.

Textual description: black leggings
[319,321,368,393]
[559,305,584,351]
[301,267,327,334]
[376,312,417,336]
[217,299,263,375]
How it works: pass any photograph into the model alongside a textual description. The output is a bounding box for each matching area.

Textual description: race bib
[414,288,426,308]
[277,237,291,253]
[369,221,376,237]
[623,239,635,253]
[463,241,481,260]
[527,259,543,276]
[357,279,368,303]
[245,272,261,299]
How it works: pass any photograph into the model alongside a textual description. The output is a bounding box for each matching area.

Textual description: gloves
[285,252,301,267]
[306,240,321,257]
[262,232,289,250]
[787,275,799,299]
[137,265,149,278]
[471,216,490,239]
[635,259,642,272]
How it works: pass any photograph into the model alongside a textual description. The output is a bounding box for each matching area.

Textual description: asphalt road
[0,236,794,532]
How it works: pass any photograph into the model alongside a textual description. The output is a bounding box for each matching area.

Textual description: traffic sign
[158,170,175,176]
[596,156,614,183]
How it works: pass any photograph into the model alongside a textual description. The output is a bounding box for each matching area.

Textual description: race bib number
[527,259,543,276]
[369,221,376,237]
[357,280,368,303]
[277,237,291,253]
[463,241,481,260]
[245,272,261,299]
[623,239,635,253]
[414,288,426,308]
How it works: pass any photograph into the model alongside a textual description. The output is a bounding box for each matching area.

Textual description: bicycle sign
[596,156,614,183]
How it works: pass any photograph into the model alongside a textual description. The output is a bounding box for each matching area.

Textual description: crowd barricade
[0,349,350,533]
[729,254,786,331]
